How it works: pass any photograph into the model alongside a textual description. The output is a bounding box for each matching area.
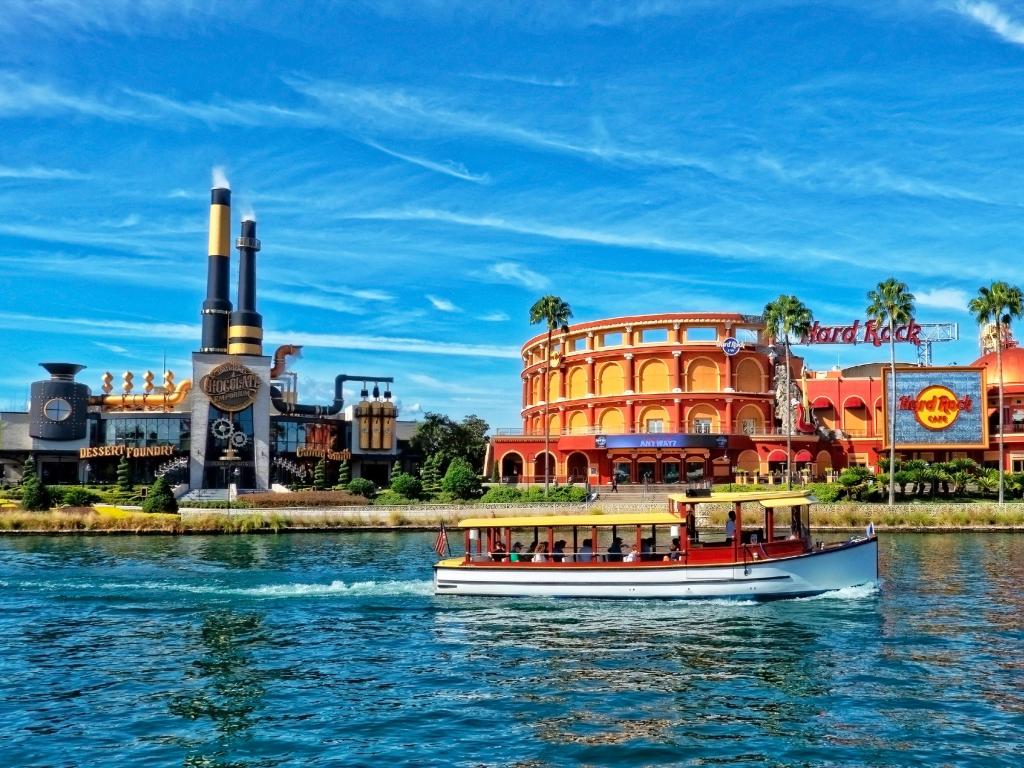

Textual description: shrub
[225,490,368,508]
[807,482,844,503]
[116,457,133,493]
[442,457,482,500]
[58,487,102,507]
[337,460,351,486]
[20,474,50,511]
[347,478,376,499]
[314,459,329,490]
[374,489,412,506]
[142,476,179,514]
[479,485,524,503]
[389,472,422,500]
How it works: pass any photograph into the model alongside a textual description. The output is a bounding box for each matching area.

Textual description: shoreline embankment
[1,500,1023,535]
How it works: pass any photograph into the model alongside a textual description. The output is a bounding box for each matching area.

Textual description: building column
[586,357,595,396]
[586,403,595,429]
[558,365,567,400]
[558,406,567,434]
[669,321,681,345]
[586,331,595,351]
[625,400,635,433]
[522,376,529,407]
[625,324,635,346]
[673,398,683,432]
[725,397,734,434]
[672,350,682,393]
[624,353,635,395]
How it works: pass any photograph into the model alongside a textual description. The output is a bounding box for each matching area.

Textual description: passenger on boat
[663,538,682,561]
[623,544,640,562]
[577,538,594,562]
[532,542,549,562]
[641,537,656,561]
[525,541,538,560]
[552,540,567,562]
[606,537,624,562]
[509,542,524,562]
[725,511,736,542]
[491,540,507,562]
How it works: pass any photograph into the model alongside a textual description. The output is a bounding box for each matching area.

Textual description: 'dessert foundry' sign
[200,362,261,412]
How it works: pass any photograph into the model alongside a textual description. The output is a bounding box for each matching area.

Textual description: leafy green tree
[529,295,573,496]
[867,278,915,506]
[337,460,351,486]
[143,476,178,513]
[314,459,329,490]
[389,471,422,500]
[420,454,443,496]
[969,280,1024,505]
[116,456,133,493]
[763,295,814,489]
[442,457,482,500]
[347,477,376,499]
[410,413,491,474]
[837,466,875,501]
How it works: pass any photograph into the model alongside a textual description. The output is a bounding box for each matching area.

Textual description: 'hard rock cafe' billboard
[882,367,988,449]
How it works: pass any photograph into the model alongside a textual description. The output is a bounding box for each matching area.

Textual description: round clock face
[43,397,73,422]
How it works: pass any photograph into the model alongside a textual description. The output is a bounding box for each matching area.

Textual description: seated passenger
[725,511,736,543]
[491,539,507,562]
[641,536,656,561]
[532,542,549,562]
[623,544,640,563]
[552,540,567,563]
[509,542,524,562]
[606,536,624,562]
[577,538,594,563]
[664,538,682,561]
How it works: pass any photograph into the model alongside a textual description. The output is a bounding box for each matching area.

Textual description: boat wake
[6,578,436,599]
[796,581,880,601]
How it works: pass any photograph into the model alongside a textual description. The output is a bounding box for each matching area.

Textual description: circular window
[43,397,73,421]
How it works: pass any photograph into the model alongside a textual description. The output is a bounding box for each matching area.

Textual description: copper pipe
[270,344,303,378]
[89,380,192,411]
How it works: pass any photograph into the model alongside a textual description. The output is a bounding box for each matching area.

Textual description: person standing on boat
[725,510,736,542]
[577,538,594,562]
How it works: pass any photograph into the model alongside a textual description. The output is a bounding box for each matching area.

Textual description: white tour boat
[433,489,877,600]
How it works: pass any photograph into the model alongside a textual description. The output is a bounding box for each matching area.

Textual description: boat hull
[434,536,878,600]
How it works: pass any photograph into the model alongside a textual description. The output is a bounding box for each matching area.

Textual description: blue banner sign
[597,433,728,449]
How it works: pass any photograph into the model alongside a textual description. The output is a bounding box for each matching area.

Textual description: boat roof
[666,490,817,506]
[456,512,686,529]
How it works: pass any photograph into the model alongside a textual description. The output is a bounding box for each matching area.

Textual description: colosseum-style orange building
[489,312,833,486]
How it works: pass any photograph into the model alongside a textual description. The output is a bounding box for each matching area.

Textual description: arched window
[597,362,624,396]
[567,366,587,398]
[638,359,669,393]
[734,359,763,392]
[599,407,624,433]
[686,358,719,391]
[638,405,669,433]
[567,411,588,434]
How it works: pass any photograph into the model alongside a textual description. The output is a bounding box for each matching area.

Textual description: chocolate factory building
[0,183,414,492]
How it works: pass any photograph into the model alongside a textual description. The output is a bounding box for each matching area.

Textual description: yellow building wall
[686,358,719,391]
[567,366,587,398]
[638,359,669,393]
[547,371,561,402]
[567,411,588,434]
[597,362,624,396]
[735,359,762,392]
[599,407,624,433]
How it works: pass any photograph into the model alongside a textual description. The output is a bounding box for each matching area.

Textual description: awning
[794,449,813,462]
[844,397,866,408]
[759,495,814,509]
[766,449,788,462]
[811,397,833,408]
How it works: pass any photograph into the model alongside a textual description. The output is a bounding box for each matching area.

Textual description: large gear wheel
[230,430,250,448]
[211,418,234,439]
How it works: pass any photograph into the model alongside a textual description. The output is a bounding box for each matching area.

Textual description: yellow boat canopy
[456,512,686,529]
[666,490,817,506]
[758,495,817,509]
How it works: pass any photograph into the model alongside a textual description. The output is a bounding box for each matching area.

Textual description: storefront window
[662,463,680,483]
[613,461,631,484]
[103,417,190,450]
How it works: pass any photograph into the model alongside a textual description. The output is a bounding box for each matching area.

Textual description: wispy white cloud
[479,311,510,322]
[464,72,577,87]
[407,372,503,396]
[914,287,970,311]
[488,261,551,290]
[92,341,129,354]
[955,1,1024,46]
[0,164,89,180]
[362,139,490,183]
[426,294,461,312]
[0,312,521,359]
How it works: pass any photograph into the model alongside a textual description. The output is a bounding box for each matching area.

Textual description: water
[1,532,1021,767]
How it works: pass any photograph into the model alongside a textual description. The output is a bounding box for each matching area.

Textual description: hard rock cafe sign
[899,385,972,431]
[200,362,261,412]
[803,319,923,347]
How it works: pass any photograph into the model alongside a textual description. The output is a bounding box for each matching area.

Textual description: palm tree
[762,295,814,489]
[529,295,573,496]
[866,278,915,507]
[969,281,1024,505]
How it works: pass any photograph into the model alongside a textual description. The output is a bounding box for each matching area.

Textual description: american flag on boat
[433,523,449,556]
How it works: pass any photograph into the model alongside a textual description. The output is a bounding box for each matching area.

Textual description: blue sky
[1,0,1023,430]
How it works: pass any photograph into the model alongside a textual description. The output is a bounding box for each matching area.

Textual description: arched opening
[597,362,624,396]
[567,366,587,398]
[532,376,543,405]
[501,453,524,483]
[687,403,719,433]
[599,407,624,433]
[843,396,868,436]
[566,452,589,484]
[547,413,560,435]
[686,358,719,391]
[547,370,562,402]
[530,415,542,435]
[873,398,884,438]
[638,405,669,433]
[567,411,588,434]
[816,450,832,478]
[736,449,760,473]
[734,358,763,392]
[533,452,555,483]
[811,396,836,430]
[734,404,764,435]
[638,359,669,393]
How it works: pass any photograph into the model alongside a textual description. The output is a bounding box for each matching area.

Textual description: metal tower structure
[916,322,959,366]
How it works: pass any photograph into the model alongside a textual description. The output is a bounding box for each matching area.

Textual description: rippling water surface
[1,532,1022,767]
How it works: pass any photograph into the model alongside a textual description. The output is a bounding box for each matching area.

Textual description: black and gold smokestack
[200,187,232,353]
[227,217,263,355]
